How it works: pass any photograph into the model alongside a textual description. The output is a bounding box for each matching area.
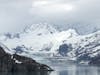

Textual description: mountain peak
[65,29,78,36]
[23,23,58,34]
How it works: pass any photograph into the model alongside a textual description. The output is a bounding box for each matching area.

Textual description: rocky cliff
[0,46,53,72]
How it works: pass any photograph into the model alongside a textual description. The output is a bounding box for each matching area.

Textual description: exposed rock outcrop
[89,55,100,66]
[0,46,53,72]
[59,44,69,56]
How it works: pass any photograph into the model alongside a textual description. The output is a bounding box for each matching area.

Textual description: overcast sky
[0,0,100,34]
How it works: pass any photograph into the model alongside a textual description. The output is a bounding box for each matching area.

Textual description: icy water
[49,63,100,75]
[1,61,100,75]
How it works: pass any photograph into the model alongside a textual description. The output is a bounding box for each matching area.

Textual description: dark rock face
[58,44,69,56]
[0,46,53,72]
[89,55,100,66]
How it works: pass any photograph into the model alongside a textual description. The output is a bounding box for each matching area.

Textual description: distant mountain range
[0,23,100,64]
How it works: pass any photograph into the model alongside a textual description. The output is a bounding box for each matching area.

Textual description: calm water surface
[0,61,100,75]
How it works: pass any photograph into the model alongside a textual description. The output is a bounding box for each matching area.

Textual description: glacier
[0,23,100,64]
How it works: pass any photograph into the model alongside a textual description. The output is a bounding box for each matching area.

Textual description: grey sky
[0,0,100,34]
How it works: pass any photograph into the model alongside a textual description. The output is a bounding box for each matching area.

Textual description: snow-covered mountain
[0,23,100,64]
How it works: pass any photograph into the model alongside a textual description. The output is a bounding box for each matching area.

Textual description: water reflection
[50,65,100,75]
[0,71,51,75]
[0,65,100,75]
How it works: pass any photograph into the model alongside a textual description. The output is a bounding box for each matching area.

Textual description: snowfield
[0,23,100,64]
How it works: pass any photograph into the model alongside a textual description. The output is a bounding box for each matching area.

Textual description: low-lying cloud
[0,0,100,34]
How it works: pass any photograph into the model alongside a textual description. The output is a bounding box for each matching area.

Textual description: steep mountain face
[0,42,53,72]
[0,23,100,64]
[0,23,58,51]
[65,31,100,63]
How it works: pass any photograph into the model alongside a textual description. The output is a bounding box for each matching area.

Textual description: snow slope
[0,23,100,63]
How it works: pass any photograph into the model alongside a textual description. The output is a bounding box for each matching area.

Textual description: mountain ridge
[0,23,100,64]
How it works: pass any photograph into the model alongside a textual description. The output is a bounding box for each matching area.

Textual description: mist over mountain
[0,0,100,34]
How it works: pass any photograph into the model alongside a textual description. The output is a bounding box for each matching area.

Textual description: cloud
[31,0,100,24]
[0,0,100,34]
[30,0,77,24]
[30,0,100,34]
[0,0,33,33]
[32,0,76,12]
